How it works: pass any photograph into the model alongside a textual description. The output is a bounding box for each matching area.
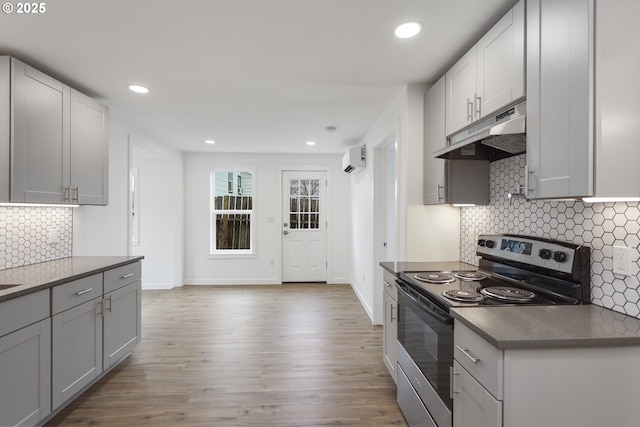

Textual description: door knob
[283,230,289,235]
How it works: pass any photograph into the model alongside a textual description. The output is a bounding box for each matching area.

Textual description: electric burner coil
[480,286,537,303]
[413,273,455,284]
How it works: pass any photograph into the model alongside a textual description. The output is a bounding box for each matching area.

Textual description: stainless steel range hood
[433,100,526,161]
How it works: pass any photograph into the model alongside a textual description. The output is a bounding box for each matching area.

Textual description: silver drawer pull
[121,273,134,279]
[75,288,93,296]
[383,280,391,288]
[456,345,480,364]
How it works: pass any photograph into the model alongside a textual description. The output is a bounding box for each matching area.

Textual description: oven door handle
[396,281,452,325]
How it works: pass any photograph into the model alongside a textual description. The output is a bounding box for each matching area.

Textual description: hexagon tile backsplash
[461,154,640,318]
[0,207,73,270]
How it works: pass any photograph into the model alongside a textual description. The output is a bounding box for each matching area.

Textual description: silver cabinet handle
[72,186,79,203]
[63,186,71,203]
[437,184,445,202]
[525,165,535,193]
[75,288,93,296]
[383,280,391,288]
[390,304,396,322]
[474,94,481,119]
[456,345,480,364]
[283,230,289,235]
[105,295,112,313]
[451,367,459,398]
[121,273,134,279]
[467,98,473,121]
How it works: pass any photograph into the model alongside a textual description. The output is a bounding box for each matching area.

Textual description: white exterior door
[282,171,327,282]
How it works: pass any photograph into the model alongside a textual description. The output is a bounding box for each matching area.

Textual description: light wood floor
[46,284,407,426]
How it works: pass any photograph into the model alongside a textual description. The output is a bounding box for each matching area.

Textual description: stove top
[399,270,568,308]
[397,234,590,310]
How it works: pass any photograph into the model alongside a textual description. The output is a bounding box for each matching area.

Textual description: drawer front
[104,262,141,293]
[0,289,50,338]
[52,274,103,315]
[454,321,503,399]
[383,270,397,300]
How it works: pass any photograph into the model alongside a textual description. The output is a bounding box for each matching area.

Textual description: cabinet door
[526,0,593,199]
[103,281,141,370]
[453,361,502,427]
[52,298,103,410]
[445,46,477,136]
[70,89,109,205]
[0,319,51,427]
[476,0,525,118]
[11,58,69,203]
[424,76,447,205]
[382,288,398,383]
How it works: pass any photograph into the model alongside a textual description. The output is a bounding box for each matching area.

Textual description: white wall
[73,118,131,256]
[73,117,184,290]
[350,84,461,324]
[183,152,350,285]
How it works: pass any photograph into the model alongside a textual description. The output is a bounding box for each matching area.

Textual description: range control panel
[476,234,577,274]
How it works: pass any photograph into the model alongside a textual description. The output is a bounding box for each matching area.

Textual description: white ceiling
[0,0,517,154]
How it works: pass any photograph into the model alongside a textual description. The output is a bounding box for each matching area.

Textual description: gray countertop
[451,305,640,349]
[0,256,144,302]
[380,261,477,276]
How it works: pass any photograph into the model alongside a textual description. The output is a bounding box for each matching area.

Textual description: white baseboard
[184,279,282,285]
[141,283,176,290]
[348,280,374,324]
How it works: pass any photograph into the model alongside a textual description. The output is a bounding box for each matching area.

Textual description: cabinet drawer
[454,321,503,399]
[383,270,397,300]
[104,262,141,293]
[0,289,50,338]
[52,274,103,315]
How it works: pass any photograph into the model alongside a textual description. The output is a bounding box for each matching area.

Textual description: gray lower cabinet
[52,297,103,410]
[0,319,51,427]
[453,360,501,427]
[382,270,398,383]
[103,281,141,370]
[0,289,51,427]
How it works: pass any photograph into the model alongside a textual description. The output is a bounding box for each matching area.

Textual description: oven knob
[478,239,486,247]
[539,249,552,260]
[553,251,567,263]
[485,240,495,248]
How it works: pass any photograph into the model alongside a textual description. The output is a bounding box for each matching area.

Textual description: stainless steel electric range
[394,234,590,427]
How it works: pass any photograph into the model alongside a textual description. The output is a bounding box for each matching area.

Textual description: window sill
[207,252,256,259]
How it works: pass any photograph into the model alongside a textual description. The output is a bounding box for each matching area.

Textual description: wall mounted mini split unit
[342,146,366,174]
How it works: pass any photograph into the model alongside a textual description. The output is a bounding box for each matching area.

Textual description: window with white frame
[210,170,254,255]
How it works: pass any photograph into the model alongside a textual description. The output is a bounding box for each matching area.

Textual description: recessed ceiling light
[204,140,216,144]
[394,22,422,39]
[306,141,316,146]
[128,84,149,94]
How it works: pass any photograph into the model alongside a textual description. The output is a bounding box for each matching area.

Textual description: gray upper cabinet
[425,76,490,206]
[7,58,68,204]
[445,0,525,137]
[0,56,109,205]
[526,0,640,200]
[424,76,448,204]
[70,89,109,205]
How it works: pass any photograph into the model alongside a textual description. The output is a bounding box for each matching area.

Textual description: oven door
[396,279,453,413]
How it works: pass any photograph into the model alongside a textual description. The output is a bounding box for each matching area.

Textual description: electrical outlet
[613,246,631,276]
[47,228,60,245]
